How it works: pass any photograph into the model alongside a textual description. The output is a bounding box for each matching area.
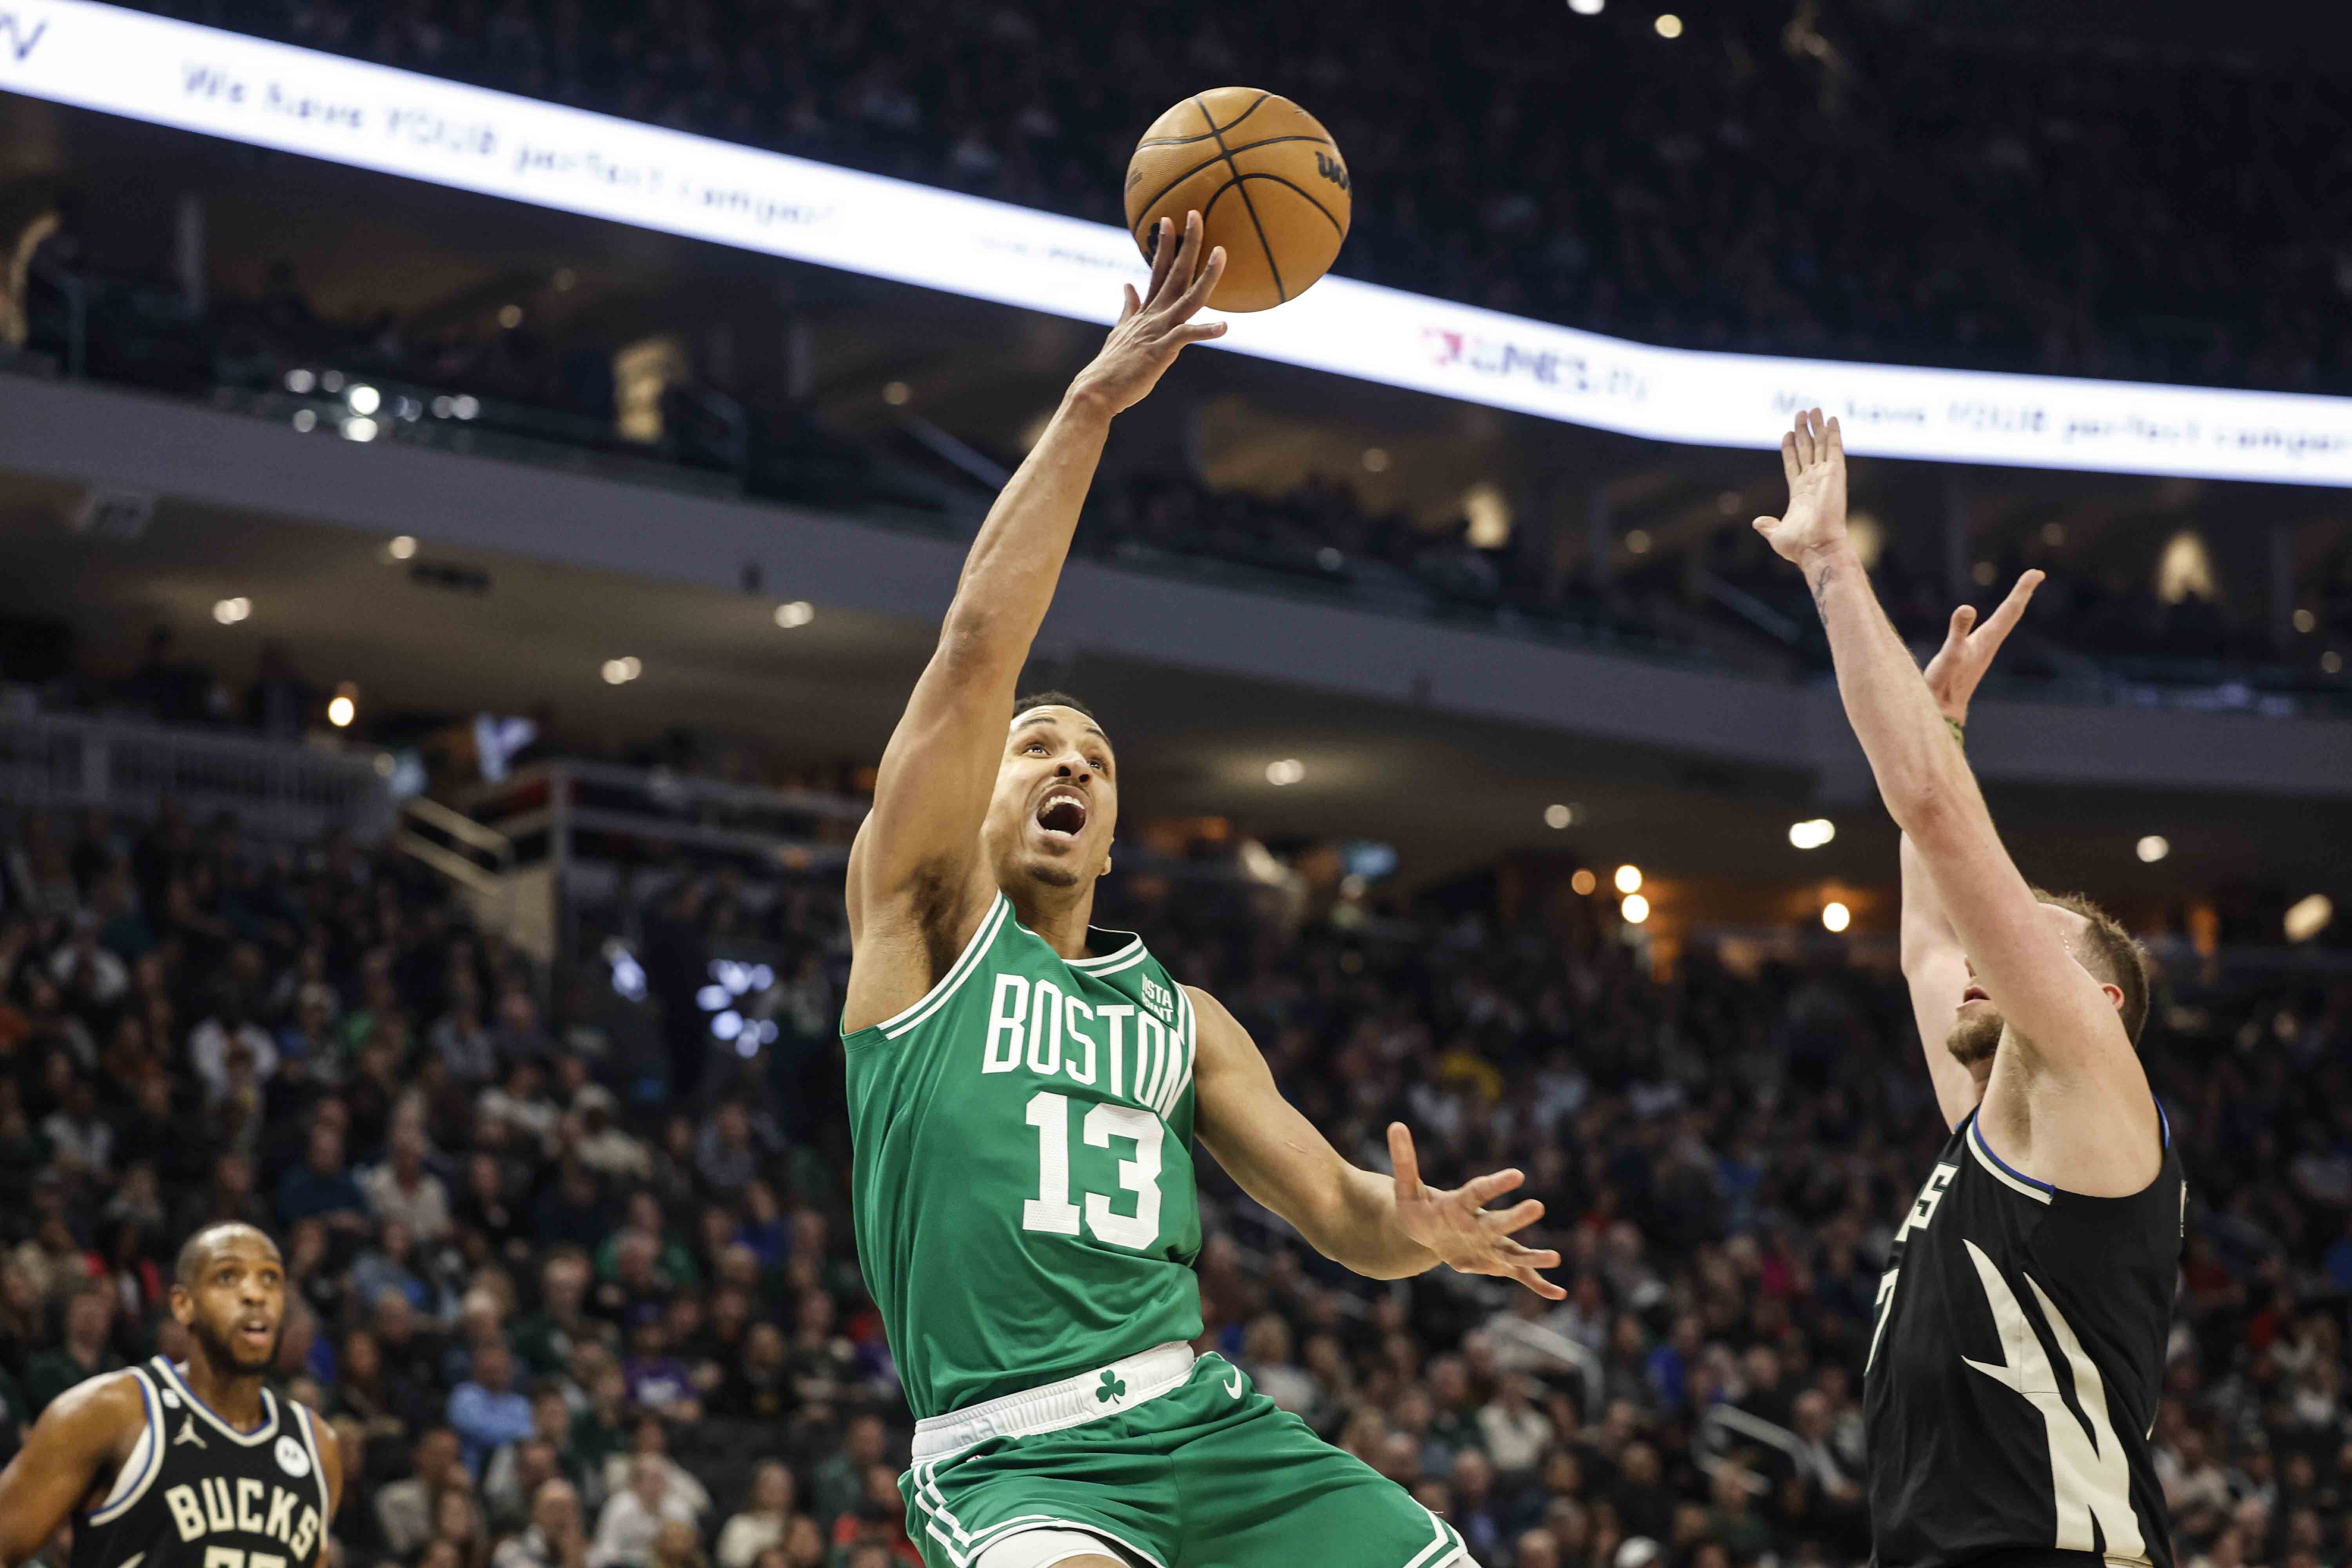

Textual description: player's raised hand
[1923,568,2045,726]
[1753,408,1848,568]
[1387,1122,1565,1301]
[1068,210,1228,417]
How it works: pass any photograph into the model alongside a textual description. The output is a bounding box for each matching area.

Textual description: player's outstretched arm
[1189,987,1563,1298]
[1756,413,2150,1135]
[1903,571,2043,1130]
[841,216,1225,1021]
[0,1372,144,1566]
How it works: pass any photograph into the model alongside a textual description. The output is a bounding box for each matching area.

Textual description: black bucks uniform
[1866,1107,2181,1568]
[71,1357,332,1568]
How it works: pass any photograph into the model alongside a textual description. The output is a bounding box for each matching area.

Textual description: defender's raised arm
[842,215,1224,1031]
[1756,411,2156,1193]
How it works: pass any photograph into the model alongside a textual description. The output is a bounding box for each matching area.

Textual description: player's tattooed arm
[1902,571,2044,1129]
[1189,987,1563,1298]
[1759,413,2148,1160]
[0,1371,145,1567]
[844,214,1226,1015]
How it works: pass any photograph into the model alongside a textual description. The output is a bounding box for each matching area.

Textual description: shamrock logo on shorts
[1096,1370,1126,1404]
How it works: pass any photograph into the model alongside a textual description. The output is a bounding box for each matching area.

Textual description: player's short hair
[2031,888,2151,1047]
[174,1221,280,1288]
[1011,690,1100,727]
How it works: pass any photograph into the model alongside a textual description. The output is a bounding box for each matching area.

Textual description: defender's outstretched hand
[1923,569,2044,726]
[1753,407,1848,568]
[1068,210,1228,417]
[1388,1122,1565,1300]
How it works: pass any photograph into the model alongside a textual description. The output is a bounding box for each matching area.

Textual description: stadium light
[1544,803,1574,829]
[498,304,524,328]
[284,368,316,394]
[291,410,318,433]
[343,416,380,442]
[601,657,642,685]
[1266,758,1305,786]
[388,535,418,560]
[1625,529,1653,555]
[2136,835,2170,864]
[212,597,251,624]
[1615,864,1643,895]
[774,601,815,629]
[2325,652,2345,675]
[1654,13,1683,37]
[327,683,358,728]
[1789,818,1836,849]
[1568,0,1604,13]
[882,381,912,407]
[346,384,381,416]
[1822,901,1851,933]
[1362,448,1391,473]
[2285,894,2334,944]
[1621,893,1651,924]
[1571,869,1598,896]
[2293,609,2316,633]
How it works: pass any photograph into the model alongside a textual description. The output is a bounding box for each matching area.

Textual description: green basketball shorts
[901,1343,1475,1568]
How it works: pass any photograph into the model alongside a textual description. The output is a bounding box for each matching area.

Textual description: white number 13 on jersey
[1024,1090,1163,1249]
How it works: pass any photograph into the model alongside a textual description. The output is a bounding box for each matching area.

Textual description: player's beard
[1946,1007,2004,1069]
[189,1312,281,1376]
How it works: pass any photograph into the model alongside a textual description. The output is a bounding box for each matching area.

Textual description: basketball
[1124,87,1351,313]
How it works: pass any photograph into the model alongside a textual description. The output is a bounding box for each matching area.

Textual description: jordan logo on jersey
[173,1417,206,1450]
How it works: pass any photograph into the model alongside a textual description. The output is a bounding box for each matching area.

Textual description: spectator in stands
[495,1477,592,1568]
[450,1342,536,1477]
[591,1454,700,1568]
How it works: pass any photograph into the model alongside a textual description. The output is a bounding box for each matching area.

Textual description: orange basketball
[1124,88,1351,313]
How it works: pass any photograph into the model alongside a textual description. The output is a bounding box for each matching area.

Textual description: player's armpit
[1187,986,1433,1280]
[0,1371,145,1567]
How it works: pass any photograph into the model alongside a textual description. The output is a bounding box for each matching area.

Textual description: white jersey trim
[1967,1118,2055,1205]
[151,1356,281,1445]
[878,895,1013,1040]
[294,1398,333,1526]
[86,1368,164,1524]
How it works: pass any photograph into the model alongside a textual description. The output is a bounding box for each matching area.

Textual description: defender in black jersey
[1757,411,2181,1568]
[0,1223,344,1568]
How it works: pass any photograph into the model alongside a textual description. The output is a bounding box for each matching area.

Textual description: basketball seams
[1126,137,1340,246]
[1135,90,1272,147]
[1225,172,1348,239]
[1194,94,1287,303]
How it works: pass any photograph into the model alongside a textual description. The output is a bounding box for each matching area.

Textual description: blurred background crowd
[0,796,2346,1568]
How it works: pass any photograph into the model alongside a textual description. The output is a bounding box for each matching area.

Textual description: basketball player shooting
[1756,411,2182,1568]
[840,211,1556,1568]
[0,1223,342,1568]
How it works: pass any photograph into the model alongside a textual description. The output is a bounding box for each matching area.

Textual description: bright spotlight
[498,303,524,329]
[2326,651,2345,675]
[1570,869,1598,897]
[1653,12,1682,36]
[1544,804,1573,830]
[2136,835,2170,864]
[284,368,316,394]
[1789,818,1836,849]
[327,693,356,728]
[882,381,911,407]
[601,657,642,685]
[451,395,481,420]
[2292,608,2316,634]
[1614,864,1643,895]
[343,416,379,443]
[291,409,318,433]
[1625,529,1652,555]
[1569,0,1604,13]
[1822,901,1851,933]
[346,384,381,416]
[388,535,418,560]
[1266,758,1305,787]
[212,597,251,625]
[1621,893,1651,924]
[773,601,815,629]
[2285,893,2334,944]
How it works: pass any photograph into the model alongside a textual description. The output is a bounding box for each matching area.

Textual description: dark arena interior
[0,2,2349,1567]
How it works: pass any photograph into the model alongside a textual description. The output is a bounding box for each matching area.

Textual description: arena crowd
[0,786,2344,1568]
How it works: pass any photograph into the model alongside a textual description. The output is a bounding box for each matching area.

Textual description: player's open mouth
[1035,789,1089,840]
[237,1319,273,1344]
[1960,985,1990,1004]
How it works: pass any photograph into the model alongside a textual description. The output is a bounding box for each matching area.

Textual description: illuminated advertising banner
[5,0,2352,485]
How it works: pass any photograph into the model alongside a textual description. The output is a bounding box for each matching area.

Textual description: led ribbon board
[6,0,2352,485]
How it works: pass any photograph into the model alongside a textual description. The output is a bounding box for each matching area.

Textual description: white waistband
[911,1342,1197,1462]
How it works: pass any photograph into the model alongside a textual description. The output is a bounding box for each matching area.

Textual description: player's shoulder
[27,1364,151,1447]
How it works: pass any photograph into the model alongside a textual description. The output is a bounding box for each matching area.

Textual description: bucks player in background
[0,1221,342,1568]
[843,211,1559,1568]
[1755,412,2181,1568]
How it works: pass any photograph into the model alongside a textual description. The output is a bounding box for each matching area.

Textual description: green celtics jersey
[845,892,1205,1419]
